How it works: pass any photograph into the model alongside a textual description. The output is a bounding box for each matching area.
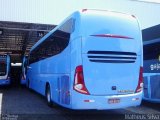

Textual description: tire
[46,85,53,107]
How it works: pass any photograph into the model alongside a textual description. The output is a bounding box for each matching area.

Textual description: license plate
[108,98,120,104]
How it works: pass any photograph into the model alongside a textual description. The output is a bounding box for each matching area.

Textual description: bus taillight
[135,67,143,93]
[73,65,90,95]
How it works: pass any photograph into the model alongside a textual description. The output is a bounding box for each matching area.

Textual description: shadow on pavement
[0,87,133,120]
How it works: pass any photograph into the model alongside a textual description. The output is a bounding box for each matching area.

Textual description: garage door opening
[0,21,55,87]
[10,63,22,87]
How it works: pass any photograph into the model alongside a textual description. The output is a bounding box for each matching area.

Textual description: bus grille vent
[87,51,137,63]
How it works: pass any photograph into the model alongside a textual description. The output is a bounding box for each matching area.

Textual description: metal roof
[0,21,55,63]
[142,24,160,41]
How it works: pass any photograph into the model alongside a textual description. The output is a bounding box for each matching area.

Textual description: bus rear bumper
[0,79,10,85]
[71,92,142,110]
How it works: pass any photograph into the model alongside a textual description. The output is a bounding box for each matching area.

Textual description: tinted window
[143,42,160,60]
[29,18,75,64]
[59,18,75,33]
[0,60,6,76]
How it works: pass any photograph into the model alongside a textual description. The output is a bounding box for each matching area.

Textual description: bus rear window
[81,13,137,37]
[0,61,6,76]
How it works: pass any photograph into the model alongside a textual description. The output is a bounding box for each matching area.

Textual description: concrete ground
[0,87,159,120]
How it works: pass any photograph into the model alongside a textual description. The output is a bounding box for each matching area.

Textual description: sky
[134,0,160,3]
[0,0,160,29]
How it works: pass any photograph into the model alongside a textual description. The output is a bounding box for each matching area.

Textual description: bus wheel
[46,85,52,107]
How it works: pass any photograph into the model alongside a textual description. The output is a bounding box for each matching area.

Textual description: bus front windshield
[0,61,7,76]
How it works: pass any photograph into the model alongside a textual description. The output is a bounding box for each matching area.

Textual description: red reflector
[84,100,95,102]
[91,34,133,39]
[84,100,90,102]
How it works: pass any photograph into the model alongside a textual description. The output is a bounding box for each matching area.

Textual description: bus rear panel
[71,10,143,109]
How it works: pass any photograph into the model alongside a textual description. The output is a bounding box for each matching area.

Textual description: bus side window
[29,18,75,64]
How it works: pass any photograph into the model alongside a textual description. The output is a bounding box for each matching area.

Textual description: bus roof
[30,9,136,52]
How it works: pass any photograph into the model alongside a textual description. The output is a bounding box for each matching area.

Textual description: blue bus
[0,54,11,85]
[21,56,28,85]
[143,24,160,103]
[26,9,143,110]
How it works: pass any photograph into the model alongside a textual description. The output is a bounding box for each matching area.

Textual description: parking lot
[0,86,159,120]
